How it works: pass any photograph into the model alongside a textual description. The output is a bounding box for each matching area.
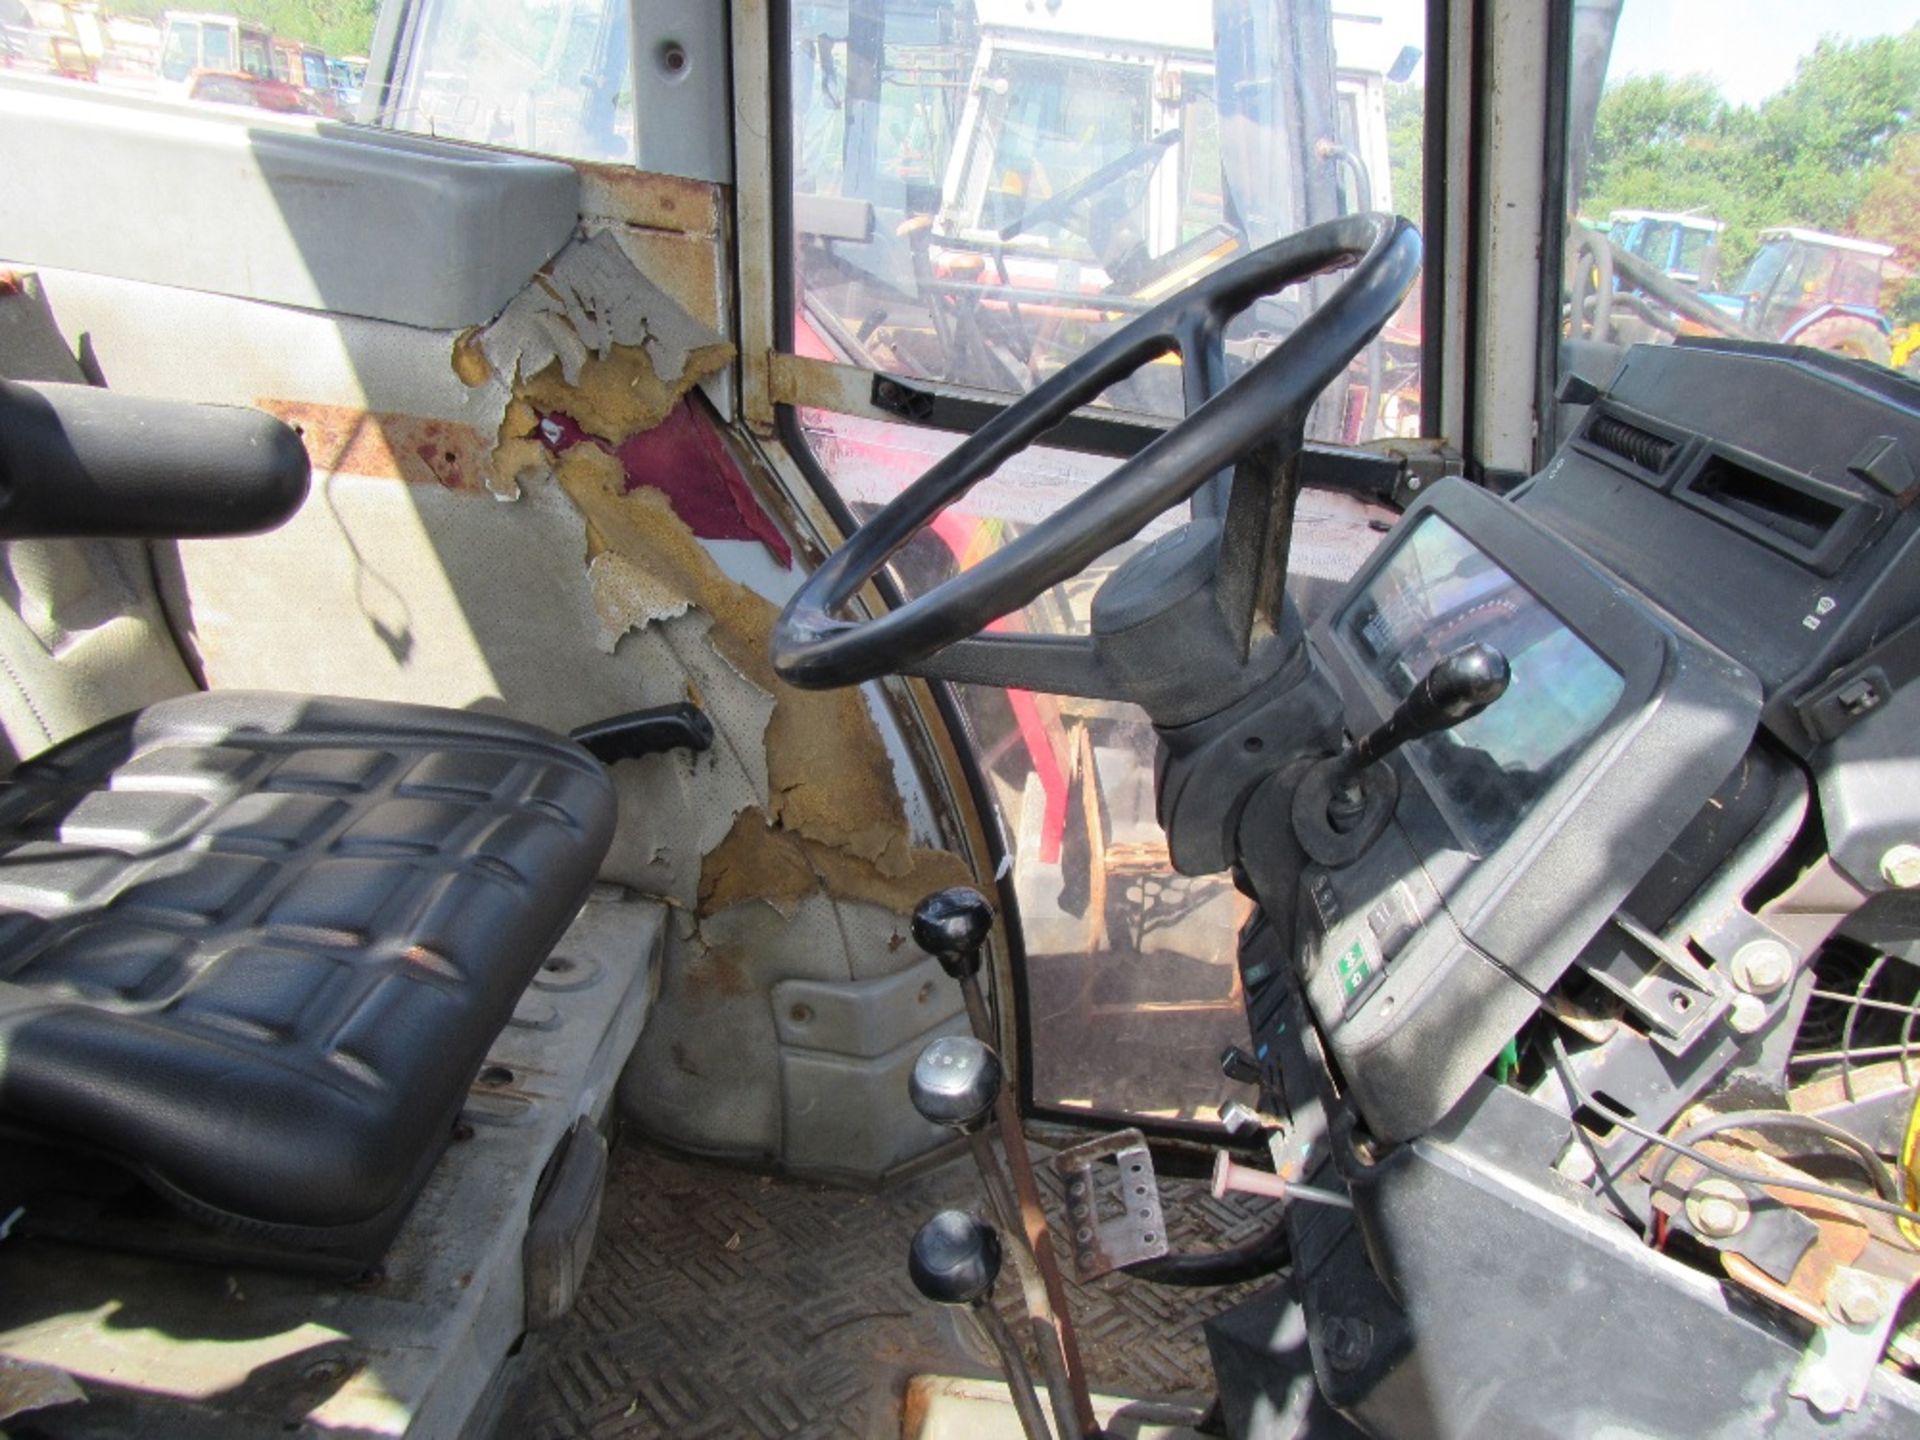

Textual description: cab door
[760,0,1437,1134]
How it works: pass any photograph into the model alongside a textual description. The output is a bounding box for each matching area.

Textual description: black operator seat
[0,379,618,1265]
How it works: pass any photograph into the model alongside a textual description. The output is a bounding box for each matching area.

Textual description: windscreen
[1340,516,1626,852]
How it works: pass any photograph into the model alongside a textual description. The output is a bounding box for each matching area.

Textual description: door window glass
[799,403,1400,1123]
[1558,4,1919,438]
[159,20,198,81]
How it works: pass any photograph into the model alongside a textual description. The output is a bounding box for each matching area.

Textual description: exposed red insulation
[537,399,792,567]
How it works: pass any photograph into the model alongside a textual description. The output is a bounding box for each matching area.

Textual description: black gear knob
[909,1209,1002,1307]
[1350,642,1510,771]
[910,1034,1003,1133]
[912,886,993,980]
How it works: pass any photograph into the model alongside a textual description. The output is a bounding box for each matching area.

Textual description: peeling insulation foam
[552,447,969,913]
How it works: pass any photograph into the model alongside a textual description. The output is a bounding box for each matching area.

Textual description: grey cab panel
[0,72,578,329]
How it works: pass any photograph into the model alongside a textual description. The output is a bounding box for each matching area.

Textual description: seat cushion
[0,691,615,1253]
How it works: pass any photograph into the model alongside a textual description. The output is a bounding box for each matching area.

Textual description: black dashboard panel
[1297,480,1761,1141]
[1520,340,1920,753]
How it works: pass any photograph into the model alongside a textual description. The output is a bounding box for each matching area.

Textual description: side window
[37,0,638,164]
[1558,4,1918,434]
[200,25,232,74]
[786,0,1429,1127]
[375,0,634,161]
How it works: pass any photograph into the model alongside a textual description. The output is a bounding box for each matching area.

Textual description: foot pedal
[1052,1127,1168,1280]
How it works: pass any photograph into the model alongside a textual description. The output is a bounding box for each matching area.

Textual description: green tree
[1576,26,1920,282]
[1385,82,1422,222]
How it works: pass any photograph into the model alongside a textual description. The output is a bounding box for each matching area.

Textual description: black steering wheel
[772,213,1421,697]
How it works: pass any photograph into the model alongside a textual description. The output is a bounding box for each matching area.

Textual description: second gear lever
[912,887,1101,1439]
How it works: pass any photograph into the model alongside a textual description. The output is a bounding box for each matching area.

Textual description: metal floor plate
[502,1138,1279,1440]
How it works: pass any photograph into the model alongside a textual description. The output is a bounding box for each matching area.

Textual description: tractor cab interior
[2,2,1920,1438]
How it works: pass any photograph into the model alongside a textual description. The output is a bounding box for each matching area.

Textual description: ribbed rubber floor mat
[504,1139,1277,1439]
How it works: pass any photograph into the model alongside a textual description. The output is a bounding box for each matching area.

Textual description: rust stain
[258,400,488,492]
[686,937,754,999]
[575,162,721,235]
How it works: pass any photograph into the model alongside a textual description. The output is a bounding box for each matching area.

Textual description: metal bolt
[1685,1178,1750,1239]
[1828,1269,1888,1327]
[1727,993,1768,1035]
[1880,843,1920,889]
[1730,939,1793,996]
[1801,1370,1850,1417]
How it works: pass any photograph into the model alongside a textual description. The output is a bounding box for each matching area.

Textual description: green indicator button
[1336,939,1375,999]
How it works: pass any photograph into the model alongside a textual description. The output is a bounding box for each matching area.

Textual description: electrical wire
[1645,1109,1901,1204]
[1545,1032,1920,1231]
[1902,1086,1920,1248]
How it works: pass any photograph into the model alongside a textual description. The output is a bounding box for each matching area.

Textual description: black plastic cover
[0,379,309,539]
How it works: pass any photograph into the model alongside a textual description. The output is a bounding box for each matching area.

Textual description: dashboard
[1254,341,1920,1144]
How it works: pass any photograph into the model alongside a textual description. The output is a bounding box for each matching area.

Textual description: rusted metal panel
[575,161,723,236]
[730,0,778,433]
[768,351,877,416]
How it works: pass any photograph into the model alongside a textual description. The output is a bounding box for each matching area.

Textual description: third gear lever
[1294,642,1511,863]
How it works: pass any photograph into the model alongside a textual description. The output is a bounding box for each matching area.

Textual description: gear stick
[914,1035,1085,1440]
[909,1210,1054,1440]
[1298,643,1512,855]
[912,887,1100,1439]
[1337,641,1510,786]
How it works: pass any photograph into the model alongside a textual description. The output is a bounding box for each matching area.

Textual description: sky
[1604,0,1919,105]
[1347,0,1917,102]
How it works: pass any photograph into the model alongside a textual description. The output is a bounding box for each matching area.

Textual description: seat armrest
[0,380,309,540]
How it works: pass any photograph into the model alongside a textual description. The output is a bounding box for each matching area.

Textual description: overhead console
[1265,341,1920,1144]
